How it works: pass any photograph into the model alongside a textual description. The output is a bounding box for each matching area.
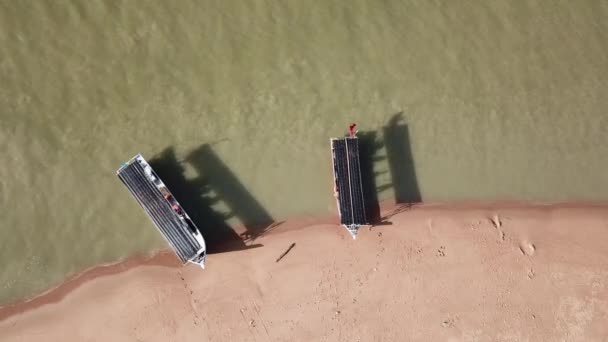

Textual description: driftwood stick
[275,243,296,263]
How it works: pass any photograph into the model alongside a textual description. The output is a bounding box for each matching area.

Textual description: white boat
[117,154,206,268]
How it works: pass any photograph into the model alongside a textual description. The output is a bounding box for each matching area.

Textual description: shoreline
[0,210,339,321]
[0,250,182,322]
[1,200,607,327]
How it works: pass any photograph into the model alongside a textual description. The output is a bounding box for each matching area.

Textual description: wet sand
[1,203,607,341]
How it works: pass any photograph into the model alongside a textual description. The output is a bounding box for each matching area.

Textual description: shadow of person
[383,113,422,204]
[148,148,260,254]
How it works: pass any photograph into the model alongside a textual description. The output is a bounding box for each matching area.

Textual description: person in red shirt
[349,123,357,138]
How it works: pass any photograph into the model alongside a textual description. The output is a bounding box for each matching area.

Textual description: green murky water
[1,0,607,304]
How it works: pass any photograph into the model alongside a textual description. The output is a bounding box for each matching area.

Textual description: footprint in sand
[519,241,536,256]
[490,214,502,229]
[486,215,506,241]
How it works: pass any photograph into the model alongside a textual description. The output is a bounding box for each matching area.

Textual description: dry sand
[1,203,607,341]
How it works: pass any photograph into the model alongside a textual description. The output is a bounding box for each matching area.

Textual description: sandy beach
[1,203,606,341]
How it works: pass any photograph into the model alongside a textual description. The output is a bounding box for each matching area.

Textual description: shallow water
[1,0,607,304]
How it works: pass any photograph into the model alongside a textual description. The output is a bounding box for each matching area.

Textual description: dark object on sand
[276,243,296,263]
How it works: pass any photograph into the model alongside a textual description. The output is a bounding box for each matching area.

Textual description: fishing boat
[117,154,207,268]
[330,124,368,238]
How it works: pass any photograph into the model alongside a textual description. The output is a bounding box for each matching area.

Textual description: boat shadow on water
[149,145,280,254]
[358,112,422,226]
[383,112,421,205]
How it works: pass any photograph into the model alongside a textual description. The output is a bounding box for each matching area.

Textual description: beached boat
[330,124,368,238]
[117,154,207,268]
